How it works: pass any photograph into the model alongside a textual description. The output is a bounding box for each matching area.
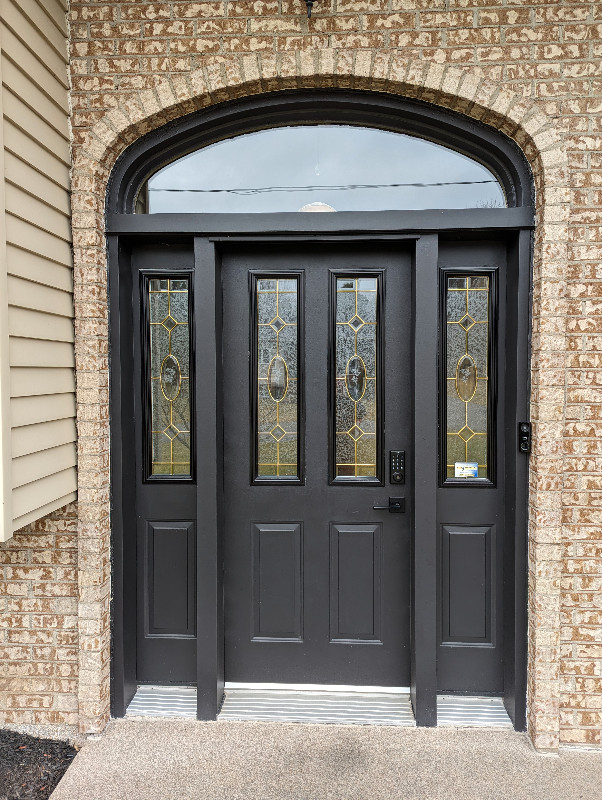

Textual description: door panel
[145,520,195,636]
[329,523,382,642]
[132,244,197,685]
[441,524,493,643]
[222,244,412,686]
[436,239,506,694]
[251,522,303,641]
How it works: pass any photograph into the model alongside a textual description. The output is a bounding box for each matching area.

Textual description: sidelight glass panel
[334,276,379,479]
[255,277,299,479]
[149,277,191,476]
[445,274,491,480]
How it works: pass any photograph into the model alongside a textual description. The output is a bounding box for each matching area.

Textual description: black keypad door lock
[518,422,531,453]
[390,450,405,484]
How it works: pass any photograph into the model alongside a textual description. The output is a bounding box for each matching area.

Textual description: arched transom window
[136,125,506,214]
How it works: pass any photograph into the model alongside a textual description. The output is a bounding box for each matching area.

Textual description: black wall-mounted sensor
[518,422,531,454]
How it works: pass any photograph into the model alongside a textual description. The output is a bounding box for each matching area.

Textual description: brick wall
[0,503,79,733]
[17,0,596,746]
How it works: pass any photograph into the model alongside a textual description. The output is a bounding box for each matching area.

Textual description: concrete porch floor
[50,718,600,800]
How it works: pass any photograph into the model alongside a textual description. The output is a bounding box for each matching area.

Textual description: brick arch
[73,49,569,751]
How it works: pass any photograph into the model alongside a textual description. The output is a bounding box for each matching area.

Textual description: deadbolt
[390,450,405,484]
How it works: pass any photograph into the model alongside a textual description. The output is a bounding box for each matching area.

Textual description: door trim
[411,234,438,726]
[193,237,224,718]
[108,89,533,729]
[107,91,533,215]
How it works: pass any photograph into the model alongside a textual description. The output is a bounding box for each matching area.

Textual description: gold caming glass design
[149,277,191,476]
[335,277,378,478]
[256,278,298,478]
[446,275,489,478]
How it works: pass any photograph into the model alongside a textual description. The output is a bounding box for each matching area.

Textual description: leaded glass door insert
[147,276,192,477]
[334,275,381,481]
[252,275,302,482]
[445,274,493,481]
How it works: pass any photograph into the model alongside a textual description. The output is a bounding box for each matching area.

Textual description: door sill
[224,682,411,693]
[437,695,512,728]
[126,685,197,718]
[219,684,415,726]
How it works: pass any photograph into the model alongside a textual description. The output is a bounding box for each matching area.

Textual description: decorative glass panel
[149,277,191,477]
[445,275,491,480]
[138,126,506,213]
[255,277,299,479]
[335,276,379,479]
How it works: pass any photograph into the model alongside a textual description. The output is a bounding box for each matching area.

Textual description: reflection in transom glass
[138,126,506,214]
[446,275,491,479]
[335,276,379,479]
[149,277,191,476]
[256,277,299,479]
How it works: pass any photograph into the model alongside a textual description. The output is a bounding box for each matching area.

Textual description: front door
[125,234,516,715]
[222,243,412,686]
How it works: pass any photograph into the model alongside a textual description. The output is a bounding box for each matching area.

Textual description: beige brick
[43,3,602,751]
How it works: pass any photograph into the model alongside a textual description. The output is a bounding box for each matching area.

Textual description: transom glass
[137,125,506,214]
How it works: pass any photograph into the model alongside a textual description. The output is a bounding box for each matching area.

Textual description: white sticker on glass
[454,462,479,478]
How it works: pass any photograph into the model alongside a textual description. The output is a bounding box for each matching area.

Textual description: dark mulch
[0,731,78,800]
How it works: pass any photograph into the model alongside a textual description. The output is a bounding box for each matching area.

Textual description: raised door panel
[252,523,302,641]
[145,521,195,637]
[441,525,493,644]
[330,523,381,642]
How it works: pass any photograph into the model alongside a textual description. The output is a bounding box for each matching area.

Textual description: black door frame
[107,90,533,730]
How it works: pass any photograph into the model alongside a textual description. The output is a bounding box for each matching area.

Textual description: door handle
[373,497,405,513]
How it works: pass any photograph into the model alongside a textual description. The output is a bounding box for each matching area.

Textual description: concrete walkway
[51,718,601,800]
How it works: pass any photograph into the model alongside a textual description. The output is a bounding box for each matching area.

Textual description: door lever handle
[373,497,405,513]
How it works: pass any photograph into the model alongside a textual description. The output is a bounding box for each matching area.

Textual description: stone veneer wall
[0,503,79,733]
[0,0,592,749]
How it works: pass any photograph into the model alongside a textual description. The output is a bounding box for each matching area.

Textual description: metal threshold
[126,685,513,729]
[218,683,415,726]
[437,695,513,728]
[126,685,197,718]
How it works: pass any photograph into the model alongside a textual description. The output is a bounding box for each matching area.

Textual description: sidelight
[253,276,301,481]
[147,276,192,477]
[333,275,381,481]
[445,274,492,480]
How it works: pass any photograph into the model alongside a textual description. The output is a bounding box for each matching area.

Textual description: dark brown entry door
[222,243,412,686]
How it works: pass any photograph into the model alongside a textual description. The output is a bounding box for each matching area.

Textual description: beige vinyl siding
[0,0,74,540]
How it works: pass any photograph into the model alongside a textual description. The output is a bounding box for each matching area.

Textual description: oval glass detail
[456,355,478,403]
[346,355,367,402]
[267,355,289,402]
[160,354,182,401]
